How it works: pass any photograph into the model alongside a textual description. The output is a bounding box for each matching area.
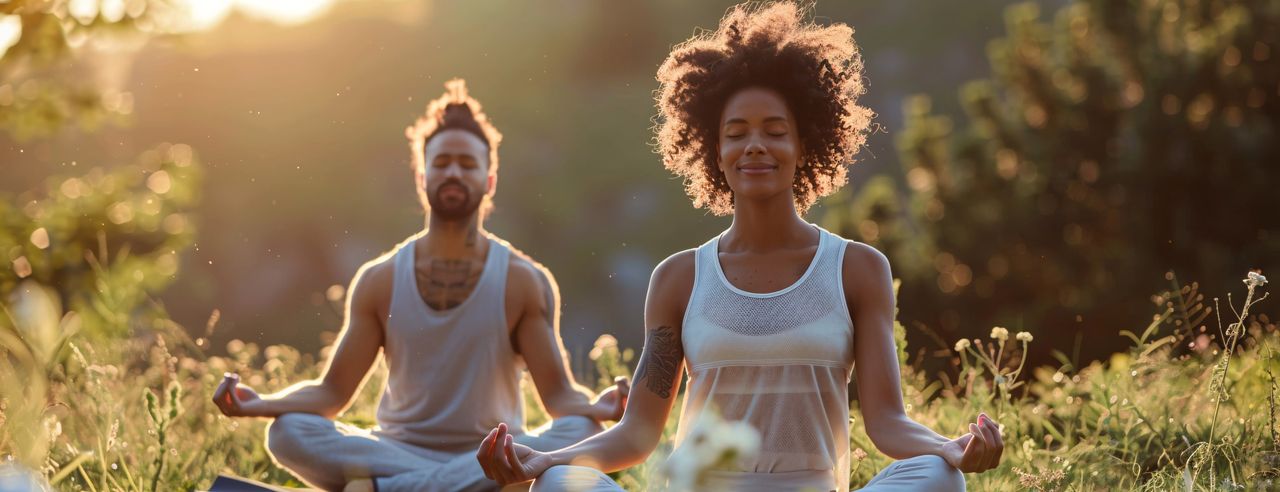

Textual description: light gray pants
[265,413,603,492]
[530,454,965,491]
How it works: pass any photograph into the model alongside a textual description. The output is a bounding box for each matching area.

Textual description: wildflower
[1016,331,1033,343]
[990,327,1009,341]
[954,339,971,352]
[1245,271,1268,288]
[588,334,618,360]
[663,411,761,491]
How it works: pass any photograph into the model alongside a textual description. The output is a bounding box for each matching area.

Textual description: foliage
[825,0,1280,364]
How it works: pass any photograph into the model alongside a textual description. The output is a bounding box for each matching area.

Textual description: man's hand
[588,377,630,422]
[939,413,1003,472]
[476,423,554,485]
[211,373,268,417]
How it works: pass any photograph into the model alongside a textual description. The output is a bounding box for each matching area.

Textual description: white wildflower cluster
[588,334,619,360]
[663,411,762,492]
[1244,271,1268,288]
[990,326,1009,341]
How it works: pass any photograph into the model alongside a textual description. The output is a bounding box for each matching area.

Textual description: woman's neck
[722,193,816,253]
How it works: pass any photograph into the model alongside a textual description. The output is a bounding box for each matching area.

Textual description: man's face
[420,129,492,221]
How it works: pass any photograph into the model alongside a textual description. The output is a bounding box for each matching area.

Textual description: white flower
[1244,271,1268,288]
[588,334,618,360]
[990,327,1009,341]
[1016,332,1034,343]
[663,411,761,492]
[954,339,971,352]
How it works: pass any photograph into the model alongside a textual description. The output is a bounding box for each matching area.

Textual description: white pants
[530,454,965,491]
[265,413,602,492]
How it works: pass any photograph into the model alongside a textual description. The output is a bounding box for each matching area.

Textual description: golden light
[0,15,21,60]
[172,0,336,31]
[236,0,335,26]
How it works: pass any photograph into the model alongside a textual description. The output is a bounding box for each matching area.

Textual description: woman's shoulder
[833,237,894,299]
[651,248,697,287]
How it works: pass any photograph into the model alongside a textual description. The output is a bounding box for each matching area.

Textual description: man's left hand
[589,376,630,422]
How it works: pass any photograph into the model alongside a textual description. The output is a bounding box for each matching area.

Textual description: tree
[826,0,1280,363]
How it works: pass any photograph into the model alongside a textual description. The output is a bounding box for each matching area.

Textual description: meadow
[2,266,1275,491]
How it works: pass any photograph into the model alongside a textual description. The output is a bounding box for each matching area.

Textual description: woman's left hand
[939,412,1003,473]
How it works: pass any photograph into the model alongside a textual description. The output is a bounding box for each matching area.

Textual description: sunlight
[236,0,335,26]
[171,0,335,31]
[177,0,235,31]
[0,15,21,60]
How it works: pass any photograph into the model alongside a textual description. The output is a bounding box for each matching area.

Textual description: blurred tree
[0,0,194,140]
[825,0,1280,363]
[1,143,202,338]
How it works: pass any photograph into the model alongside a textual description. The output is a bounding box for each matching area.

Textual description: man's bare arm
[513,260,626,421]
[212,259,389,419]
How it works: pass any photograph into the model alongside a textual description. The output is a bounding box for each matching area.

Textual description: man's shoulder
[499,239,553,281]
[348,244,403,304]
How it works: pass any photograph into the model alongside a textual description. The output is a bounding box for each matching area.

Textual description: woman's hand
[939,413,1003,472]
[476,423,555,485]
[588,377,630,422]
[211,373,268,417]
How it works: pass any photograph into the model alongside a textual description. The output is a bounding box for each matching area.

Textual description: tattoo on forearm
[635,325,682,399]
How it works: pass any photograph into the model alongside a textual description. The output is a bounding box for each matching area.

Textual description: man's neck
[422,213,486,258]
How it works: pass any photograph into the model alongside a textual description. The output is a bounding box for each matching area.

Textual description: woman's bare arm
[476,250,695,481]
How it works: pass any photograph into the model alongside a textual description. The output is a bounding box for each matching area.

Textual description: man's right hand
[476,423,555,485]
[212,373,268,417]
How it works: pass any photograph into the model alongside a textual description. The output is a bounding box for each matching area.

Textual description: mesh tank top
[675,225,855,492]
[375,234,526,451]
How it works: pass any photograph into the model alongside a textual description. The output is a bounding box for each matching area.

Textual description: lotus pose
[476,3,1001,491]
[211,80,628,492]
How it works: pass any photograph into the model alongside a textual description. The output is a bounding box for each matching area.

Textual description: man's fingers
[494,435,518,484]
[503,435,525,481]
[491,424,512,483]
[476,428,498,480]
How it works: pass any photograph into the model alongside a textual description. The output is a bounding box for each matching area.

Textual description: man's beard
[426,181,482,221]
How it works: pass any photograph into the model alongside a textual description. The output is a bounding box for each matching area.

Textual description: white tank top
[375,234,526,451]
[675,225,855,492]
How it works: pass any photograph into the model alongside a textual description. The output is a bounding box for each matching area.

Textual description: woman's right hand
[476,423,554,485]
[211,372,267,417]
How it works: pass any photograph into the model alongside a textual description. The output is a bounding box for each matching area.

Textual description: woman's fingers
[964,424,988,472]
[211,379,230,412]
[974,418,997,470]
[982,414,1004,471]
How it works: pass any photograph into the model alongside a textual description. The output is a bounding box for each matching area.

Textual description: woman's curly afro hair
[654,1,873,215]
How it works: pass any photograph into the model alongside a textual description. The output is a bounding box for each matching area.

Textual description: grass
[0,271,1276,491]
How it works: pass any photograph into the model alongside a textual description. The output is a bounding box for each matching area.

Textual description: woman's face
[717,87,802,207]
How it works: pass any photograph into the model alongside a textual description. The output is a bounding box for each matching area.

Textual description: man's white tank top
[676,225,855,492]
[375,234,526,451]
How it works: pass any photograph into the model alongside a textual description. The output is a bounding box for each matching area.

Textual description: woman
[477,3,1002,490]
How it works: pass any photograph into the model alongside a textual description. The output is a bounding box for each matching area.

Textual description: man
[211,79,628,492]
